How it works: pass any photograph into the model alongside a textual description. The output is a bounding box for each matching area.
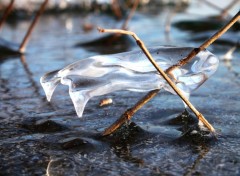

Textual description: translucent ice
[40,46,219,117]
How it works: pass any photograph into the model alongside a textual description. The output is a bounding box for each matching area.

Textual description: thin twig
[98,28,215,134]
[19,0,48,53]
[102,0,139,44]
[100,10,240,136]
[166,10,240,73]
[121,0,140,30]
[201,0,239,19]
[220,0,239,19]
[201,0,222,12]
[111,0,122,20]
[0,0,14,32]
[103,89,160,135]
[164,4,181,42]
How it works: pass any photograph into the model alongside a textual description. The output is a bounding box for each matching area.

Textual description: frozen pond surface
[0,1,240,175]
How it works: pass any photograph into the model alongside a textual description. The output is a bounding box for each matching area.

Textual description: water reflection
[65,17,73,33]
[20,55,41,97]
[183,145,210,176]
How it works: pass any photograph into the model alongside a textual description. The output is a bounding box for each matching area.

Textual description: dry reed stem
[0,0,14,32]
[201,0,239,19]
[121,0,140,30]
[164,3,182,35]
[98,28,215,135]
[105,0,139,43]
[103,89,160,135]
[201,0,222,12]
[220,0,239,19]
[166,10,240,73]
[19,0,48,53]
[99,10,240,136]
[111,0,122,20]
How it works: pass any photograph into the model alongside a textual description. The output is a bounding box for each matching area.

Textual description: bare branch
[111,0,122,20]
[19,0,48,53]
[121,0,140,30]
[166,10,240,73]
[0,0,14,32]
[103,89,159,136]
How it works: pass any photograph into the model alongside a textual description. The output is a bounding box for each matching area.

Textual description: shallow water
[0,1,240,175]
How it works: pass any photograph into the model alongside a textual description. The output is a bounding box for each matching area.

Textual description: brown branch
[0,0,14,32]
[220,0,239,19]
[166,10,240,73]
[201,0,223,12]
[98,28,215,134]
[19,0,48,53]
[121,0,140,30]
[111,0,122,20]
[103,89,159,136]
[201,0,239,19]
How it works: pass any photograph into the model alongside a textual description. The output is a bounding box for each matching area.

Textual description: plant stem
[19,0,48,53]
[0,0,14,32]
[111,0,122,20]
[166,10,240,73]
[220,0,239,19]
[103,89,160,136]
[121,0,140,30]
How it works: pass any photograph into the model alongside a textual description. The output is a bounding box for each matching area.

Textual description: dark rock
[75,34,134,54]
[59,137,95,150]
[21,118,67,133]
[103,121,149,144]
[173,18,240,33]
[166,109,198,126]
[0,38,21,62]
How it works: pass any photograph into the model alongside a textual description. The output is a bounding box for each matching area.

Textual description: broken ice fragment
[40,46,219,117]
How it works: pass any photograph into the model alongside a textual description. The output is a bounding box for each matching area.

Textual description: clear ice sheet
[40,46,219,117]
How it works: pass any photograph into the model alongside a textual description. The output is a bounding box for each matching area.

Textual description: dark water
[0,1,240,175]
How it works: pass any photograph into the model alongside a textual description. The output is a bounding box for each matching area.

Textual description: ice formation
[40,46,219,117]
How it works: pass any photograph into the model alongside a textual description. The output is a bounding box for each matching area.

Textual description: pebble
[99,98,113,107]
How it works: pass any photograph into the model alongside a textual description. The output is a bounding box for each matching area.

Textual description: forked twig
[19,0,48,53]
[98,28,215,135]
[99,10,240,136]
[0,0,14,32]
